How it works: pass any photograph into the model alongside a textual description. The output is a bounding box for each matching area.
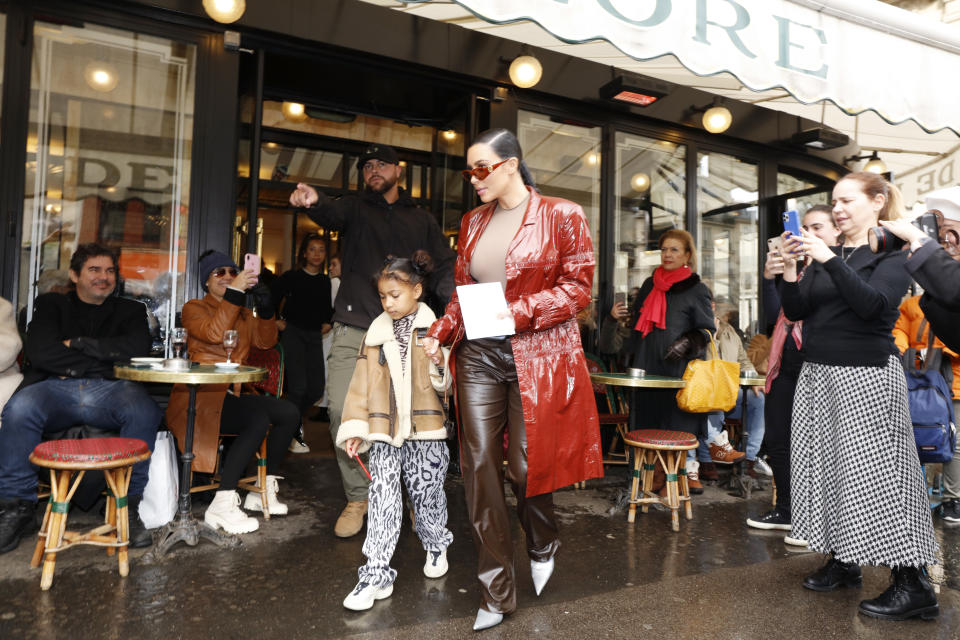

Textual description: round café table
[114,362,266,558]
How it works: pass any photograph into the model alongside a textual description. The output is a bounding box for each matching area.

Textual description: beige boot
[334,499,368,538]
[243,475,288,516]
[205,490,259,534]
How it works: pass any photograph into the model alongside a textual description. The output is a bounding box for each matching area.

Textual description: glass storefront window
[697,151,760,337]
[518,110,601,346]
[778,168,830,213]
[614,133,687,300]
[21,21,196,354]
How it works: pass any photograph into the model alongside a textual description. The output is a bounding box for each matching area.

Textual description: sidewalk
[1,439,957,640]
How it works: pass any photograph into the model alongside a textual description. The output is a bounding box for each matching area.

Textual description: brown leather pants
[456,337,560,615]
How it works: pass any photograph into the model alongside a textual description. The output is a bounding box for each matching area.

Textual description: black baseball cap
[356,144,400,170]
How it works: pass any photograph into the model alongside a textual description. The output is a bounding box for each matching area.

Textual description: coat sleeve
[182,291,243,347]
[0,299,21,373]
[336,340,372,454]
[687,283,717,333]
[25,295,102,377]
[906,239,960,308]
[508,206,595,334]
[251,314,279,350]
[781,278,813,322]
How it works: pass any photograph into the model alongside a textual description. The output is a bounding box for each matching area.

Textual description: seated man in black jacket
[0,243,162,554]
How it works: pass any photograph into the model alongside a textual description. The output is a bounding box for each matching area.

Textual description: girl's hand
[780,231,803,267]
[763,250,784,279]
[799,229,834,263]
[421,336,442,365]
[344,437,363,457]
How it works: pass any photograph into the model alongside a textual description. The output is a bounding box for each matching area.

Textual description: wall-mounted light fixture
[281,101,308,123]
[599,76,669,107]
[701,106,732,134]
[203,0,246,24]
[441,130,457,142]
[84,62,118,92]
[508,55,543,88]
[630,172,651,192]
[843,150,888,174]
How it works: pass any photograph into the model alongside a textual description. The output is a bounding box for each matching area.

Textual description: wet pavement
[2,426,959,639]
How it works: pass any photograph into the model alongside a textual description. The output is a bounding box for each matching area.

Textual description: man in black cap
[289,144,454,538]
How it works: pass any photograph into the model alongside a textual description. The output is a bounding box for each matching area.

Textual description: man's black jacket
[905,240,960,352]
[21,291,152,389]
[305,187,455,330]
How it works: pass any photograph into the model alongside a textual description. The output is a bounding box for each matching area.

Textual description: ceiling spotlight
[508,55,543,89]
[630,172,651,192]
[281,101,308,123]
[702,106,732,134]
[203,0,246,24]
[84,62,118,92]
[442,130,457,141]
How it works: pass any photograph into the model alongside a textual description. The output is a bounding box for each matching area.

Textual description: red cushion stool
[29,437,151,590]
[622,429,699,532]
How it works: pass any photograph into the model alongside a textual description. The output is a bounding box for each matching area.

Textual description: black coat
[604,273,715,436]
[906,240,960,353]
[21,291,153,389]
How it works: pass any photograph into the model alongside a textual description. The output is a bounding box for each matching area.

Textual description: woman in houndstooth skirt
[781,171,939,622]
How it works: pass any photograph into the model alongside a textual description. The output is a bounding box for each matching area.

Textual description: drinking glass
[222,329,239,363]
[171,327,188,359]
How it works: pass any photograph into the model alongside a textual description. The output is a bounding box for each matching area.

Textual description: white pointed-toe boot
[243,475,288,515]
[205,490,259,534]
[531,557,554,596]
[473,608,503,631]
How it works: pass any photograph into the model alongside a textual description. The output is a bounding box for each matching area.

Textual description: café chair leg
[103,467,132,578]
[679,457,693,520]
[640,451,655,514]
[31,471,56,569]
[257,441,269,519]
[41,469,82,591]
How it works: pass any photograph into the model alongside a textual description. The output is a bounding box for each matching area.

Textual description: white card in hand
[456,282,516,340]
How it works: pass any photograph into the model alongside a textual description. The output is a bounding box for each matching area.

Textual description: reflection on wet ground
[1,445,958,639]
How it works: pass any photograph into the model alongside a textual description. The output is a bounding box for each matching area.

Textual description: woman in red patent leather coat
[422,129,602,630]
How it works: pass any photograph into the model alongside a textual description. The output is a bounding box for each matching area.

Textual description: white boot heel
[205,490,259,534]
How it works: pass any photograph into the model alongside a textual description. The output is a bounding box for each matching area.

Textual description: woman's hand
[879,218,926,245]
[275,319,287,332]
[763,250,785,280]
[421,336,442,365]
[610,301,629,321]
[321,323,332,335]
[343,437,363,458]
[780,231,802,282]
[229,269,258,292]
[798,229,834,263]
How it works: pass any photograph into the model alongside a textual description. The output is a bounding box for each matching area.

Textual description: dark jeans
[456,337,559,615]
[0,378,162,501]
[280,324,326,415]
[763,367,799,515]
[218,393,300,490]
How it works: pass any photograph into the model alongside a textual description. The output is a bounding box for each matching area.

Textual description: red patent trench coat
[428,186,603,496]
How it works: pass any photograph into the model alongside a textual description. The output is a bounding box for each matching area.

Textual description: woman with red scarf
[602,229,714,440]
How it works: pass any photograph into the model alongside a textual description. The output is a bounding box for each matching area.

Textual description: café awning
[364,0,960,198]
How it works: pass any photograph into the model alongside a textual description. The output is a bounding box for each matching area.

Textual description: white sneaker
[423,549,448,578]
[243,475,288,516]
[343,581,393,611]
[205,490,259,534]
[784,534,809,547]
[753,457,774,476]
[531,557,554,596]
[288,438,310,454]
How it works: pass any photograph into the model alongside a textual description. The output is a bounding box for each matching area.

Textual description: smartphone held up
[244,253,261,285]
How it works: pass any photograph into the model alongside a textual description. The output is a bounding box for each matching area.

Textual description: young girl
[336,251,453,611]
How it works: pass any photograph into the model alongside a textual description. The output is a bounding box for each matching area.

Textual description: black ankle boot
[0,498,38,554]
[125,495,153,549]
[803,555,862,592]
[858,566,939,621]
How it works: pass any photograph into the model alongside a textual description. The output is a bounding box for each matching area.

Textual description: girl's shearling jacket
[336,302,450,453]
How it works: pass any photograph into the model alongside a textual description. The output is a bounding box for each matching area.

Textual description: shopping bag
[139,430,179,529]
[675,331,740,413]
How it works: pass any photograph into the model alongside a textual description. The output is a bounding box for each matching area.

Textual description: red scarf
[635,266,691,337]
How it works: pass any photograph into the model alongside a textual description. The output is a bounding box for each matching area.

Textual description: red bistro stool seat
[29,437,151,590]
[623,429,699,532]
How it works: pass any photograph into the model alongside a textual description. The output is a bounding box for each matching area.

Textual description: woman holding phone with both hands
[779,171,939,621]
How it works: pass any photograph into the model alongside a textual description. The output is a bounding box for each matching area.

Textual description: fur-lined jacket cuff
[335,419,372,454]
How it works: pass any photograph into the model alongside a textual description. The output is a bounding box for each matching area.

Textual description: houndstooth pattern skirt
[791,355,939,567]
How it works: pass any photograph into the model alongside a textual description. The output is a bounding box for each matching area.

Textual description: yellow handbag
[675,330,740,413]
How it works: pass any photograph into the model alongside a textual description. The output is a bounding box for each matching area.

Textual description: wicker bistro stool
[29,437,151,590]
[623,429,699,532]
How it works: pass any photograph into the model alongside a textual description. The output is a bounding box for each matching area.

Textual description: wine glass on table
[222,330,239,364]
[171,327,188,359]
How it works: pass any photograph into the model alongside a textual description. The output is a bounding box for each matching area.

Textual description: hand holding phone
[767,237,783,254]
[244,253,261,286]
[782,210,802,239]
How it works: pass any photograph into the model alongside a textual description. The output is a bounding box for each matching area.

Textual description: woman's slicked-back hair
[472,128,539,192]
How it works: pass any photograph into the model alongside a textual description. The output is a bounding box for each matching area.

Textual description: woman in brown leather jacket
[166,251,300,535]
[423,129,603,631]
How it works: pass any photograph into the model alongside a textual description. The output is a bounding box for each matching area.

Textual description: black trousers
[280,324,327,415]
[218,393,300,490]
[762,347,803,515]
[456,337,559,615]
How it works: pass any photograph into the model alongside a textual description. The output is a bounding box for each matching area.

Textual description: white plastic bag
[139,431,179,529]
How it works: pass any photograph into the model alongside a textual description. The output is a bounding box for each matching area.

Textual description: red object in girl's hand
[353,452,372,481]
